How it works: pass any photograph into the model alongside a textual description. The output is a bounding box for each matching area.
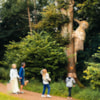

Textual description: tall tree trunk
[27,0,32,35]
[61,0,75,73]
[33,0,37,24]
[60,0,84,87]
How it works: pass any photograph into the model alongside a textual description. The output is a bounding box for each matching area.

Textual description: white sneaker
[47,95,52,98]
[41,95,46,97]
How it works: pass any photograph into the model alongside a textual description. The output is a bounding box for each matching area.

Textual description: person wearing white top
[66,73,76,99]
[10,64,20,94]
[40,69,52,98]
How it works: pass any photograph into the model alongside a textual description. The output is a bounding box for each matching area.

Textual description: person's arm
[10,69,13,80]
[16,69,20,79]
[19,68,23,78]
[40,70,43,75]
[72,78,76,87]
[46,73,51,82]
[72,78,76,84]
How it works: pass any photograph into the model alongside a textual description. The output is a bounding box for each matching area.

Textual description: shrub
[1,31,67,81]
[0,68,9,80]
[83,63,100,89]
[75,88,100,100]
[83,47,100,89]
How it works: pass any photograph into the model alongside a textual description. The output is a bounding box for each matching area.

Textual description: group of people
[9,62,76,99]
[9,62,28,94]
[40,69,76,99]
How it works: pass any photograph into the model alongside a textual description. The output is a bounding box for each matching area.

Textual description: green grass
[24,80,100,100]
[75,88,100,100]
[24,80,81,97]
[0,92,22,100]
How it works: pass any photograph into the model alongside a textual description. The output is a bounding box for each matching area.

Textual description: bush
[1,31,67,81]
[83,47,100,89]
[75,88,100,100]
[83,63,100,89]
[0,68,9,80]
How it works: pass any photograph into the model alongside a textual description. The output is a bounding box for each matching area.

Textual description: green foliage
[56,0,69,9]
[1,31,67,81]
[34,5,69,32]
[0,68,9,80]
[75,88,100,100]
[76,33,100,84]
[76,0,100,32]
[83,63,100,89]
[34,4,69,45]
[83,47,100,89]
[0,0,29,60]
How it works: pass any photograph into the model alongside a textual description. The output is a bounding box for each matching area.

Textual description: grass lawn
[24,80,100,100]
[0,92,22,100]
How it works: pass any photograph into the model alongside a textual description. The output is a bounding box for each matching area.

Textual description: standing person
[40,69,52,98]
[10,64,20,94]
[66,73,76,99]
[19,62,26,94]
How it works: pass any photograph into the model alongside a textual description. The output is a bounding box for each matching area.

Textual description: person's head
[68,73,73,77]
[21,62,26,68]
[42,69,47,79]
[42,69,47,74]
[80,21,89,30]
[12,64,17,69]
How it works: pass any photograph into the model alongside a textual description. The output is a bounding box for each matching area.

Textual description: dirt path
[0,83,76,100]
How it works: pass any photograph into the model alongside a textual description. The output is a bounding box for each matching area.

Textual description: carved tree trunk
[60,0,84,87]
[27,0,32,35]
[61,0,75,74]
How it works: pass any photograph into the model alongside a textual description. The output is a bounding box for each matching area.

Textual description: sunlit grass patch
[0,92,23,100]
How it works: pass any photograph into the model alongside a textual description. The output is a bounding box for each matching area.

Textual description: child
[66,73,76,99]
[10,64,20,94]
[40,69,52,98]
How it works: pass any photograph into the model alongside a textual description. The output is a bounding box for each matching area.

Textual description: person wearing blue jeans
[42,84,50,95]
[40,69,52,98]
[68,87,72,97]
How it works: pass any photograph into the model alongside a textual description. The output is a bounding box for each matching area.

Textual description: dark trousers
[68,87,72,97]
[42,84,50,95]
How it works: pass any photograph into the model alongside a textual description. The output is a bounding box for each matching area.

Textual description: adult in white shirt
[10,64,20,94]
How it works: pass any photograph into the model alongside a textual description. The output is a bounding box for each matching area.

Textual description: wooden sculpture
[72,19,89,63]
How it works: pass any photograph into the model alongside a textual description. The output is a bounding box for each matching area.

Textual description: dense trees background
[0,0,100,89]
